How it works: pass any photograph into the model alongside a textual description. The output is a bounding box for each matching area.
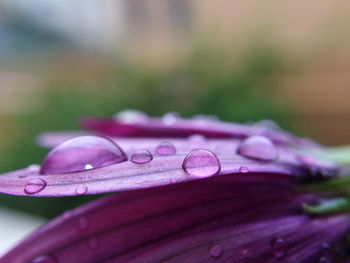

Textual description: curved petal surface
[1,175,349,263]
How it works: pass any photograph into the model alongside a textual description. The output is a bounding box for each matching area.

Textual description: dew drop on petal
[75,185,88,195]
[237,136,278,162]
[24,179,47,194]
[156,141,176,156]
[87,237,99,250]
[209,244,223,258]
[272,238,287,259]
[239,166,249,173]
[162,112,179,125]
[130,149,153,164]
[182,149,221,177]
[40,136,127,175]
[31,255,57,263]
[84,164,93,170]
[114,110,148,124]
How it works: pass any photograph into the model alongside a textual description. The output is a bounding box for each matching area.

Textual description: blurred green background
[1,0,350,219]
[0,43,290,218]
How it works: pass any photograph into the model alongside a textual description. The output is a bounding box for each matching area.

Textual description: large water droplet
[131,149,153,164]
[40,136,127,175]
[208,244,223,258]
[237,136,278,162]
[272,238,286,259]
[32,255,57,263]
[24,179,47,194]
[182,149,221,177]
[156,141,176,156]
[114,110,148,124]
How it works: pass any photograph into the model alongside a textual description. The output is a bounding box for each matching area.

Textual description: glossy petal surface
[0,133,339,197]
[1,175,349,263]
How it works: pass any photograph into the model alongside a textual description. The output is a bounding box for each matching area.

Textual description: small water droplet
[162,112,179,125]
[239,166,249,173]
[40,136,127,175]
[255,119,281,130]
[114,110,148,124]
[182,149,221,177]
[193,115,218,127]
[156,141,176,156]
[209,244,223,258]
[237,136,278,162]
[24,179,47,194]
[28,164,40,170]
[78,217,88,230]
[75,185,88,195]
[272,238,286,259]
[130,149,153,164]
[84,164,93,170]
[88,237,99,250]
[19,174,29,179]
[32,255,57,263]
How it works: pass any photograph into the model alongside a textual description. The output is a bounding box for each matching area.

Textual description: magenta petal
[0,132,336,197]
[0,132,339,197]
[80,113,320,148]
[1,175,349,263]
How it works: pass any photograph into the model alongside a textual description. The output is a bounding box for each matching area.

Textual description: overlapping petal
[80,112,319,148]
[1,175,349,263]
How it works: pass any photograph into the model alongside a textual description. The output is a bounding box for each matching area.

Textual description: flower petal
[1,175,349,263]
[0,134,335,197]
[80,114,319,148]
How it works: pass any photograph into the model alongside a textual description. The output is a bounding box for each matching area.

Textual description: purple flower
[0,111,349,263]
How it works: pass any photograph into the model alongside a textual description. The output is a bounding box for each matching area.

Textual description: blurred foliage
[0,45,291,218]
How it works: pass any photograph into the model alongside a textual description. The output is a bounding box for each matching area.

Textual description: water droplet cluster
[28,124,331,196]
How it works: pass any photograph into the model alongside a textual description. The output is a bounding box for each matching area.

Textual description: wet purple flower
[0,111,349,263]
